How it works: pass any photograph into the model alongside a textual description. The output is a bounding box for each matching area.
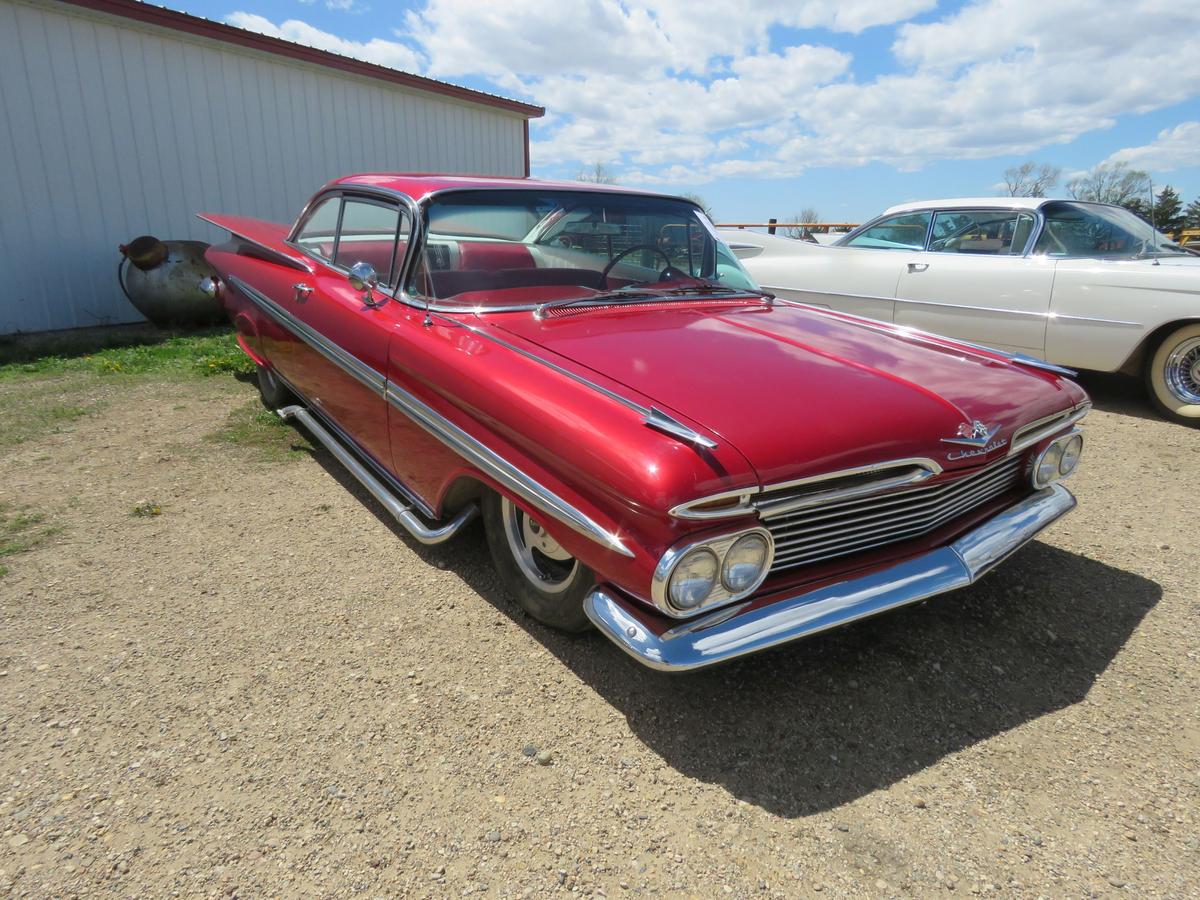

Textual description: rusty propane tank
[118,236,223,327]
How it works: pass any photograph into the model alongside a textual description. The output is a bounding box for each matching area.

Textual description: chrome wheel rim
[1164,337,1200,404]
[501,497,578,593]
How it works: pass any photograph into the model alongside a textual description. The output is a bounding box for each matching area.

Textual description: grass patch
[0,504,61,564]
[0,325,254,381]
[0,376,106,450]
[0,324,255,450]
[206,400,312,462]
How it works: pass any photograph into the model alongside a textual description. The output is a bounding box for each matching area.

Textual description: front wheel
[1145,323,1200,426]
[482,492,593,632]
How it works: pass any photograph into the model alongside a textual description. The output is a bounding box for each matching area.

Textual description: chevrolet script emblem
[941,420,1001,448]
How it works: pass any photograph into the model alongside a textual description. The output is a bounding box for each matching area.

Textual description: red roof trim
[52,0,544,118]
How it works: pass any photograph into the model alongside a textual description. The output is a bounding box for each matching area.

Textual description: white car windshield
[1034,201,1189,258]
[409,190,758,307]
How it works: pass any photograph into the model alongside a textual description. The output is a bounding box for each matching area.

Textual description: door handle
[292,283,313,302]
[907,263,929,273]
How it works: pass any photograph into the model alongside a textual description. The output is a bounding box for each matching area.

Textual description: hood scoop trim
[643,406,719,450]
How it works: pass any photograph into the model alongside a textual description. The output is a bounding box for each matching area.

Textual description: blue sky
[171,0,1199,223]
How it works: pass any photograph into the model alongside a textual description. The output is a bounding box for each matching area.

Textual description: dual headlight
[1032,429,1083,488]
[653,528,774,617]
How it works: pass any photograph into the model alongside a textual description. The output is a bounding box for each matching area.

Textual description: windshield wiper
[534,283,774,319]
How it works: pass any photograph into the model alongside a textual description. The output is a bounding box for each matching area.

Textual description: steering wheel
[600,244,680,284]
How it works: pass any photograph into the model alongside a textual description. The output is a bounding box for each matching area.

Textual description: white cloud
[1102,122,1200,174]
[226,1,1200,186]
[224,13,423,72]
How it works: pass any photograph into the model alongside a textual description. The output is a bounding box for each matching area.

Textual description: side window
[929,210,1036,255]
[1033,202,1141,258]
[294,196,341,261]
[842,212,931,250]
[335,197,409,288]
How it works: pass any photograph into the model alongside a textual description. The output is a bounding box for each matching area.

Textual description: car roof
[880,197,1050,215]
[329,172,684,203]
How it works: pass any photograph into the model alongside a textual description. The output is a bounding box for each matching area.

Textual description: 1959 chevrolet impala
[199,174,1089,671]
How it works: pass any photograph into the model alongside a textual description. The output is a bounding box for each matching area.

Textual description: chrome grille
[763,455,1026,573]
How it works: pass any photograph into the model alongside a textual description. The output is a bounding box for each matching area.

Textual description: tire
[1144,323,1200,426]
[255,363,294,409]
[481,491,593,632]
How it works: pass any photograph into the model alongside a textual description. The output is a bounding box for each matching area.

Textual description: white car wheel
[1146,323,1200,426]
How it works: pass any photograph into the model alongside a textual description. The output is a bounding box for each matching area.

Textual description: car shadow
[298,434,1159,818]
[1074,370,1160,422]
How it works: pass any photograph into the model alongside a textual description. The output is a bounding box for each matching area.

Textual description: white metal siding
[0,0,527,333]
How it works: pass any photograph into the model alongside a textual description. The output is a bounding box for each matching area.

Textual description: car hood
[487,302,1086,486]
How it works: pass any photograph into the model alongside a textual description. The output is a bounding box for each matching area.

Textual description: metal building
[0,0,543,334]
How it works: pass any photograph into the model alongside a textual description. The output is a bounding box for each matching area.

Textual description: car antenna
[1142,181,1161,266]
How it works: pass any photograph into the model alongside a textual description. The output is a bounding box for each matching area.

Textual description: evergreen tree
[1152,185,1185,236]
[1181,197,1200,230]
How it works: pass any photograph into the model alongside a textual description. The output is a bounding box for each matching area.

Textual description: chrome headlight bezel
[1032,428,1083,488]
[652,527,775,618]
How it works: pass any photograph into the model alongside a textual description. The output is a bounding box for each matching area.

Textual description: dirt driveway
[1,369,1197,898]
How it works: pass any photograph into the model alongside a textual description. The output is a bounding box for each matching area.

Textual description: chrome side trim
[1009,402,1091,456]
[230,275,631,557]
[278,404,477,544]
[435,316,718,450]
[1047,313,1142,328]
[198,214,314,273]
[585,484,1076,671]
[384,382,634,558]
[894,296,1048,319]
[778,302,1077,379]
[760,284,894,306]
[228,275,386,395]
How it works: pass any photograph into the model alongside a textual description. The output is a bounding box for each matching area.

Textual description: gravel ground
[0,370,1197,898]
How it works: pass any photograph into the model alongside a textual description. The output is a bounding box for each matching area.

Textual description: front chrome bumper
[584,485,1076,672]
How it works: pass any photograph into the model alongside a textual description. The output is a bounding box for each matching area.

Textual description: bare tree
[782,207,821,239]
[576,162,617,184]
[1066,162,1151,206]
[1002,161,1062,197]
[680,192,715,220]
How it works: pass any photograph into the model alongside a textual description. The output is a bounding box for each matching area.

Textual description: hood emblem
[942,420,1002,448]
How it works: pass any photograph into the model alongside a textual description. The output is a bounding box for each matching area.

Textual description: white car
[720,198,1200,425]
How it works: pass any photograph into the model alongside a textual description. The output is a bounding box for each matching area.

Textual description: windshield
[1034,201,1188,258]
[408,190,758,307]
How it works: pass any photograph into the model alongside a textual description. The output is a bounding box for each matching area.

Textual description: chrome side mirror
[347,261,380,305]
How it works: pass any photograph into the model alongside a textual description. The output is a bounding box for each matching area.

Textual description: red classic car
[199,174,1088,671]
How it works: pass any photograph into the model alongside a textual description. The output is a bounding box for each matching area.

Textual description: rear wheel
[1145,323,1200,426]
[482,492,593,632]
[255,363,294,409]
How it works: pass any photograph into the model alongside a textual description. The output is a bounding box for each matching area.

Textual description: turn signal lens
[722,532,770,593]
[668,549,719,610]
